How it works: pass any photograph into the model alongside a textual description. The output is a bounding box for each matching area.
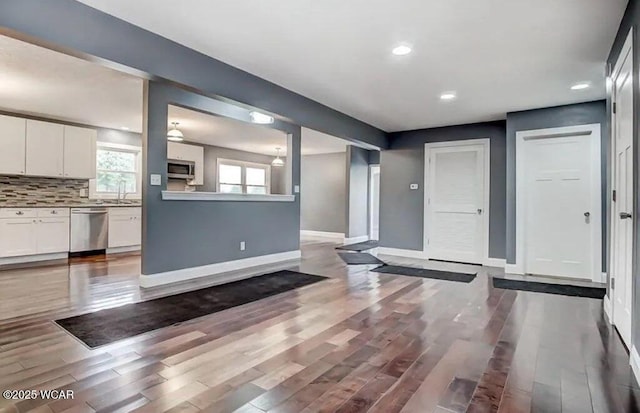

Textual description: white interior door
[369,166,380,240]
[523,134,597,280]
[425,142,487,264]
[612,33,633,348]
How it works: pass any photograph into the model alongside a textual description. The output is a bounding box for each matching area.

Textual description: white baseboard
[484,258,506,268]
[603,295,612,323]
[300,230,344,239]
[504,264,524,275]
[376,247,426,259]
[107,245,141,254]
[344,235,369,244]
[0,252,67,266]
[139,250,302,288]
[631,346,640,385]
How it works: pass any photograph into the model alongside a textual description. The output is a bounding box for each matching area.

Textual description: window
[90,143,142,199]
[217,159,271,195]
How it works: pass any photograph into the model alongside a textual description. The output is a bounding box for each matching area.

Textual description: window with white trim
[89,142,142,199]
[217,159,271,195]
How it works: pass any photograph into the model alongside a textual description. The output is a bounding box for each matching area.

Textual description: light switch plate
[150,174,162,186]
[294,185,300,193]
[410,183,419,190]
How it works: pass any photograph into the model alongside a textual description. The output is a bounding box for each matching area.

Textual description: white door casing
[515,124,602,281]
[611,29,633,348]
[369,165,380,241]
[424,139,490,264]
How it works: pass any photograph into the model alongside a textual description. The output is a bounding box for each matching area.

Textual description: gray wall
[142,81,301,275]
[505,101,608,270]
[0,0,388,150]
[300,153,347,233]
[608,0,639,345]
[195,145,287,194]
[346,146,370,238]
[382,121,507,258]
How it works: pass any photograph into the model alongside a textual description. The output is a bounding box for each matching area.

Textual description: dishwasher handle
[71,209,108,214]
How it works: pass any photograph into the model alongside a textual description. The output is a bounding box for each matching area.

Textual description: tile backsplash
[0,175,139,206]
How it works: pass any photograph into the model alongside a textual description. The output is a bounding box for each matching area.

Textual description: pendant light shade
[272,147,285,167]
[167,122,184,142]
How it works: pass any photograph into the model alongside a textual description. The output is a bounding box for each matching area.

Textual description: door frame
[423,138,491,264]
[369,165,380,240]
[514,124,602,281]
[609,27,634,338]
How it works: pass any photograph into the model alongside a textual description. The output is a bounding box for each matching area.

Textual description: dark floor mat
[371,265,476,283]
[338,252,385,265]
[56,270,327,348]
[492,277,605,299]
[336,240,379,252]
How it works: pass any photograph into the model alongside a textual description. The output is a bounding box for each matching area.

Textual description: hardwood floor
[0,238,637,412]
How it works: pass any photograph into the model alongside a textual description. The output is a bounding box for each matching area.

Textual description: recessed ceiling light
[392,45,412,56]
[571,83,590,90]
[120,126,130,131]
[249,111,274,124]
[440,92,457,101]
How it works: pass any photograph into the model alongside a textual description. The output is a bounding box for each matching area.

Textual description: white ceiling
[78,0,627,132]
[169,105,352,156]
[0,35,143,132]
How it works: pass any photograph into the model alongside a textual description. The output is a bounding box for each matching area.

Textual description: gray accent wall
[346,146,371,239]
[608,0,639,345]
[505,101,608,270]
[0,0,387,150]
[142,81,301,275]
[382,121,507,258]
[301,153,347,234]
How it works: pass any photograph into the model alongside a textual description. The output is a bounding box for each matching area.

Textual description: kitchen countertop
[0,203,142,208]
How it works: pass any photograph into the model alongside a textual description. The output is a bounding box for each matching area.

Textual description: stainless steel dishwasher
[70,208,108,253]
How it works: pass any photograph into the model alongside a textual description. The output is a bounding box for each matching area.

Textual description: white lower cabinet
[108,208,141,249]
[0,208,70,258]
[0,218,38,257]
[36,217,70,254]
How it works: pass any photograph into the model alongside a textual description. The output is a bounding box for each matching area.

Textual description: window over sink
[89,142,142,199]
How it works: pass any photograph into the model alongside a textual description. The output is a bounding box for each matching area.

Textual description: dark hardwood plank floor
[0,238,636,412]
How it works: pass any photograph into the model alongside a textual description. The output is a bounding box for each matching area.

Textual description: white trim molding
[484,258,506,268]
[424,138,491,265]
[107,245,141,254]
[139,250,301,288]
[162,191,295,202]
[300,230,344,239]
[515,124,602,281]
[603,295,612,323]
[377,247,427,259]
[344,235,369,244]
[631,346,640,385]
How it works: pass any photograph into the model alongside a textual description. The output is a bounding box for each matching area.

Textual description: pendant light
[167,122,184,142]
[272,147,285,167]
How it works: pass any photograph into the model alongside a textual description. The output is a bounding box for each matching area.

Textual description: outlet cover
[410,183,419,190]
[150,174,162,186]
[294,185,300,193]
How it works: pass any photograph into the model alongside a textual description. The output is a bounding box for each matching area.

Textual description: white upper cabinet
[0,115,26,175]
[26,120,64,177]
[63,125,97,179]
[167,142,204,185]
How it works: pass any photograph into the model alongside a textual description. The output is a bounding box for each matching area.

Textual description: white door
[425,142,487,264]
[26,120,64,178]
[63,126,97,179]
[523,134,598,280]
[369,166,380,240]
[612,33,633,347]
[0,219,37,257]
[0,115,26,175]
[36,218,70,254]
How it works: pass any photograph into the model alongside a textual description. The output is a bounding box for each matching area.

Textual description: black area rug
[336,240,379,252]
[56,270,327,348]
[338,252,385,265]
[492,277,605,299]
[371,265,476,283]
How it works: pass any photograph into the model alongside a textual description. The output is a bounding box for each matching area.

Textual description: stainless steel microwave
[167,159,195,180]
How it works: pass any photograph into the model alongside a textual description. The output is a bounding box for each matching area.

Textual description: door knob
[584,212,590,217]
[477,209,483,215]
[620,212,633,219]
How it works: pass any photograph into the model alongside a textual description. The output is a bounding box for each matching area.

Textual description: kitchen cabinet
[0,208,70,258]
[167,142,204,185]
[63,126,97,179]
[108,208,141,249]
[0,115,26,175]
[26,120,64,177]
